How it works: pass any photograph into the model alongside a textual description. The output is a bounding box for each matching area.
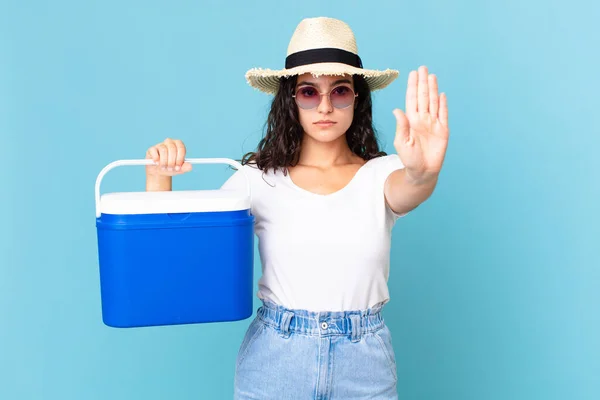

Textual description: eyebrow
[296,78,352,89]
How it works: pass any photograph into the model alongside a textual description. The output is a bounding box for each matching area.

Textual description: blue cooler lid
[95,157,251,217]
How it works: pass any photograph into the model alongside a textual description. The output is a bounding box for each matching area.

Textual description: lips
[314,121,336,125]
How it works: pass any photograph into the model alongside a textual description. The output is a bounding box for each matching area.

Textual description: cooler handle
[95,158,251,218]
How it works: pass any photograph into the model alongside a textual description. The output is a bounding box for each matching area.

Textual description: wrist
[404,168,438,185]
[146,173,172,191]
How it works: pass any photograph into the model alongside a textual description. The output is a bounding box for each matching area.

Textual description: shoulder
[238,162,262,176]
[238,162,278,183]
[220,161,275,191]
[358,154,405,193]
[365,154,405,174]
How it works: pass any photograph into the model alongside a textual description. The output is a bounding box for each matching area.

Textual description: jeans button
[320,321,328,329]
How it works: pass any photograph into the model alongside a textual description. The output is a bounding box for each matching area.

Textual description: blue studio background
[1,0,598,399]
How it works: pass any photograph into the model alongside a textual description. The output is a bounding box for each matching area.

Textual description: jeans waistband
[257,299,386,342]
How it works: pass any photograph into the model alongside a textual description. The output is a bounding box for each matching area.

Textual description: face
[293,73,357,144]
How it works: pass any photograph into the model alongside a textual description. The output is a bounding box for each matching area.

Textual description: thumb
[180,162,193,173]
[393,109,410,144]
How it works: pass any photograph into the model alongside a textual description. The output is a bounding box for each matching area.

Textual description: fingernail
[161,166,166,171]
[175,165,180,171]
[168,167,173,171]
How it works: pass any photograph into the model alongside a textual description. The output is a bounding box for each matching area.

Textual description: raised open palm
[393,66,449,181]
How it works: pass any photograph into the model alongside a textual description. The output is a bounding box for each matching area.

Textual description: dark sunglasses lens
[330,86,355,108]
[296,87,320,109]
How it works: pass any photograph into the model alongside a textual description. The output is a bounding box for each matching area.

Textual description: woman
[145,17,449,400]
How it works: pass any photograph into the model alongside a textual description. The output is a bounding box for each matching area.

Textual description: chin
[305,129,347,143]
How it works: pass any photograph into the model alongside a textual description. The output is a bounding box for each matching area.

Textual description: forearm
[146,175,173,191]
[384,168,438,214]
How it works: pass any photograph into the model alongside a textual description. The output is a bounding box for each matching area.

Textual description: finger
[417,65,429,114]
[157,144,168,171]
[146,146,159,165]
[164,139,177,170]
[429,74,439,118]
[405,70,418,115]
[393,109,411,145]
[439,93,448,127]
[174,140,186,171]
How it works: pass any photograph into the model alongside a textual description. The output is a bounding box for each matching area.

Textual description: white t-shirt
[220,154,409,312]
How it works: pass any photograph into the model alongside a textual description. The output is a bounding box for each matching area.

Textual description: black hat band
[285,48,363,69]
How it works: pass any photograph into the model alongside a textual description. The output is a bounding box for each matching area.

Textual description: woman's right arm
[145,138,193,191]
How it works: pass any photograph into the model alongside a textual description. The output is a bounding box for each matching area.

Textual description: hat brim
[245,62,399,95]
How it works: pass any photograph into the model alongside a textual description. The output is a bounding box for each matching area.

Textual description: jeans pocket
[236,317,265,369]
[373,324,398,381]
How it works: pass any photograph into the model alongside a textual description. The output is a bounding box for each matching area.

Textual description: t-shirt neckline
[283,157,376,198]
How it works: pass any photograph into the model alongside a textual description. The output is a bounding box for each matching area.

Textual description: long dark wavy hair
[241,74,387,174]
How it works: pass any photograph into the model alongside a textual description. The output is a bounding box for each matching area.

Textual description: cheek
[339,110,354,129]
[298,109,311,132]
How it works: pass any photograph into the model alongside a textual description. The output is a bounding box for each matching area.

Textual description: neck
[296,133,356,168]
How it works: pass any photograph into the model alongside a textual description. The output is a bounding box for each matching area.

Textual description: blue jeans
[234,299,398,399]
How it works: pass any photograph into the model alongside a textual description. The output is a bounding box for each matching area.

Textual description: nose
[317,93,333,114]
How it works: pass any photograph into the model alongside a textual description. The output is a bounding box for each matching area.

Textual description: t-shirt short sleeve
[220,163,263,191]
[220,163,262,218]
[377,154,410,220]
[220,166,247,191]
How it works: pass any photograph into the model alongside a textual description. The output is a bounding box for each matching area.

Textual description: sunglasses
[292,85,358,110]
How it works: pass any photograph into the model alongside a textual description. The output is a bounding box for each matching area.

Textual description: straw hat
[245,17,399,95]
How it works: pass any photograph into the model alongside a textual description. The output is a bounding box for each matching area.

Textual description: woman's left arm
[384,65,450,215]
